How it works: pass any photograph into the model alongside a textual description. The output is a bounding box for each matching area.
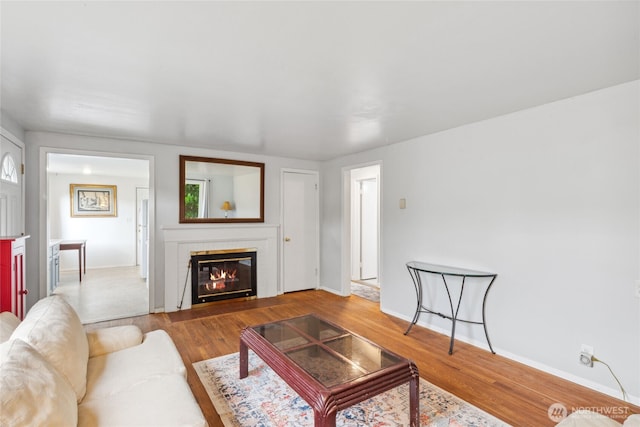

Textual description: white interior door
[0,134,24,236]
[136,188,149,279]
[359,178,378,280]
[282,170,319,293]
[350,165,380,283]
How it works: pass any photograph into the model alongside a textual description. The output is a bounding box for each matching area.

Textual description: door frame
[39,147,155,311]
[280,168,320,294]
[341,161,382,296]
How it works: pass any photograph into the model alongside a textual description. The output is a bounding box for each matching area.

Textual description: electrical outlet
[579,344,594,368]
[635,280,640,298]
[579,352,593,367]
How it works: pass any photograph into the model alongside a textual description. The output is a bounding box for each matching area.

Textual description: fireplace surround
[191,248,257,304]
[163,225,279,312]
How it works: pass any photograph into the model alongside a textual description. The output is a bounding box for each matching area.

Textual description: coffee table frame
[240,314,419,427]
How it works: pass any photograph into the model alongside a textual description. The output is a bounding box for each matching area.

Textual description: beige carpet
[53,266,149,324]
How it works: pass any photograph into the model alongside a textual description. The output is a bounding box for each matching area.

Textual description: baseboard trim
[381,307,639,406]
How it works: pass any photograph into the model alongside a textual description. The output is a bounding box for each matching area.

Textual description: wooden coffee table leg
[409,374,420,427]
[239,340,248,379]
[313,407,337,427]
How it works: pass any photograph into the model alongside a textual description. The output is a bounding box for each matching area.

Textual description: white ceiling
[2,1,639,161]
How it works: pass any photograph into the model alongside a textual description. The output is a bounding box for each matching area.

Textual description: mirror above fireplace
[179,155,265,223]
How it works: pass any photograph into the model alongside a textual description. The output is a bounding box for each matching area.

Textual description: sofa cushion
[0,311,21,343]
[87,325,143,358]
[556,410,623,426]
[624,415,640,426]
[83,329,187,401]
[10,295,89,402]
[0,339,78,427]
[78,373,207,427]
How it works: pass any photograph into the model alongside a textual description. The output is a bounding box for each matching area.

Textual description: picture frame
[70,184,117,217]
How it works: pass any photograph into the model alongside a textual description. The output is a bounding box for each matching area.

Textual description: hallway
[350,280,380,303]
[53,266,149,324]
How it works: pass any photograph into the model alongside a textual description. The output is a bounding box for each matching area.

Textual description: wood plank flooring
[86,290,639,427]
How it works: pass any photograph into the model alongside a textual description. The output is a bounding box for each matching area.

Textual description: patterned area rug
[194,352,510,427]
[351,282,380,303]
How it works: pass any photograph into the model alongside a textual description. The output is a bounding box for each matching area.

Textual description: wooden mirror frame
[179,155,265,223]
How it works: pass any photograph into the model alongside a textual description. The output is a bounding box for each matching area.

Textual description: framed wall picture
[70,184,117,217]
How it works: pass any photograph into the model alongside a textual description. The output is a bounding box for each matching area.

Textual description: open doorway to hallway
[46,152,151,324]
[349,164,380,303]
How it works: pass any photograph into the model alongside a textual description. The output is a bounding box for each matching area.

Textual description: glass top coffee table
[240,314,419,426]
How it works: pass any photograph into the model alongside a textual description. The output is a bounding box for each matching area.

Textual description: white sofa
[0,296,207,427]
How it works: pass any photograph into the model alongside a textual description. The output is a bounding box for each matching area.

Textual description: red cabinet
[0,236,29,319]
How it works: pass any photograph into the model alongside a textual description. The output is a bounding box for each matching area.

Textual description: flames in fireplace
[191,248,257,304]
[204,268,238,290]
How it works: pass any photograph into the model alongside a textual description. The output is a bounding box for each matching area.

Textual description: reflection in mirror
[179,155,264,223]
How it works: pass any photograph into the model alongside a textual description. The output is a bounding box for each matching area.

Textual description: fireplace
[191,248,257,304]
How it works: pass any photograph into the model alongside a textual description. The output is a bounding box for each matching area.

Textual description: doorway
[348,164,381,301]
[281,169,319,293]
[354,177,378,281]
[46,152,151,323]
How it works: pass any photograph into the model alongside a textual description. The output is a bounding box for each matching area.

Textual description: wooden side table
[60,240,86,283]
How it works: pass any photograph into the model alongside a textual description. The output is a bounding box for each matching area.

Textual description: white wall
[234,172,260,218]
[19,81,639,401]
[24,132,320,311]
[0,112,25,143]
[48,172,148,269]
[321,81,640,402]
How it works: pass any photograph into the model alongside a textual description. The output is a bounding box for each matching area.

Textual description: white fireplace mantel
[163,224,280,312]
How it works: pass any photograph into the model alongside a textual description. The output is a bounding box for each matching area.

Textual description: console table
[404,261,497,355]
[59,240,86,283]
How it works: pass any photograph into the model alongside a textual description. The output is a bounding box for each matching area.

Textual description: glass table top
[406,261,496,277]
[252,314,402,387]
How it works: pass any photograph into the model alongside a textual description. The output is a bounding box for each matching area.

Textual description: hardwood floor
[86,290,639,426]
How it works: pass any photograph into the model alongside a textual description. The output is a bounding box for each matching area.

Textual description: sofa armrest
[0,311,21,343]
[86,325,143,358]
